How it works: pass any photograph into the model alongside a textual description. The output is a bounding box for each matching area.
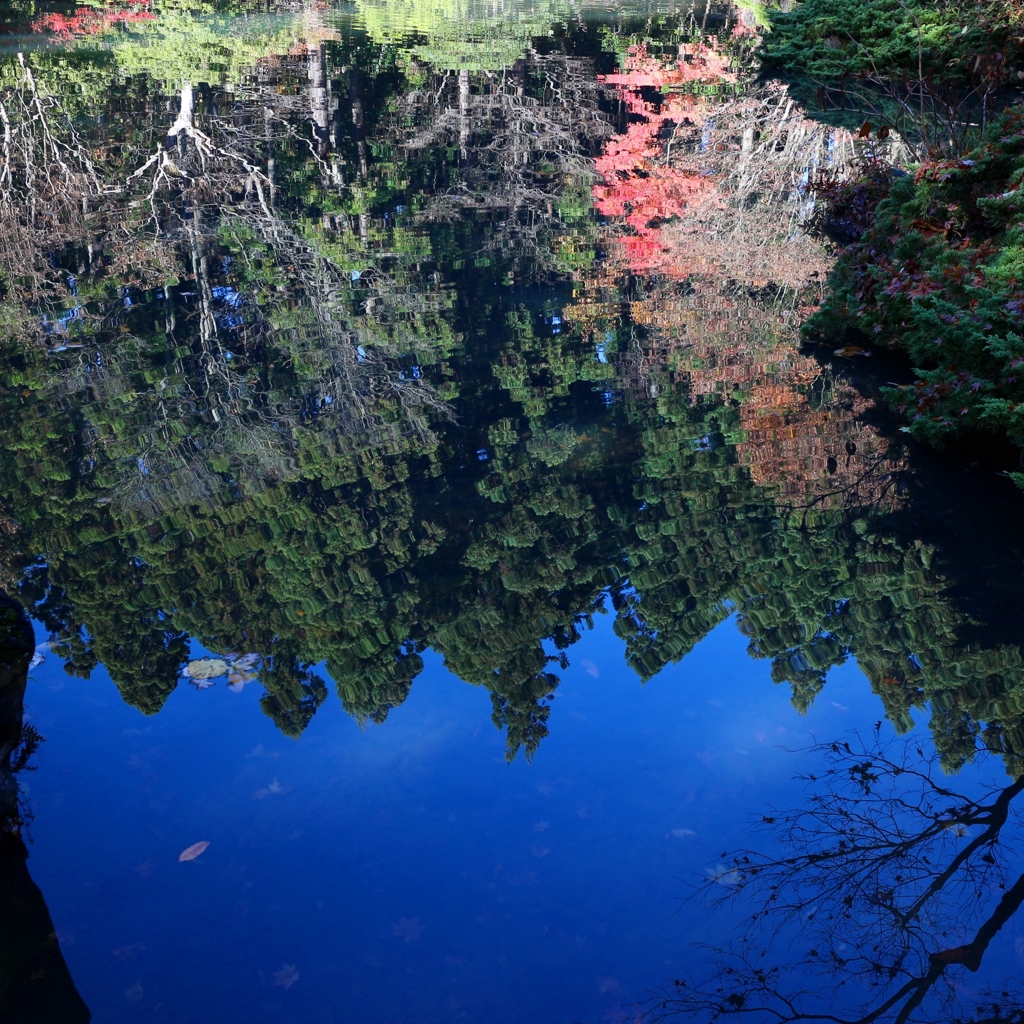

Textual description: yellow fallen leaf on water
[833,346,872,358]
[178,841,210,862]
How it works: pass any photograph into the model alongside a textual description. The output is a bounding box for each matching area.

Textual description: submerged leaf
[272,964,299,990]
[178,841,210,862]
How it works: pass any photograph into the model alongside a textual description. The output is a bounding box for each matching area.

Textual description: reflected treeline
[659,735,1024,1024]
[0,3,1022,772]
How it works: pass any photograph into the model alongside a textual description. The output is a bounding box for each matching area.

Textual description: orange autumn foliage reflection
[628,281,902,511]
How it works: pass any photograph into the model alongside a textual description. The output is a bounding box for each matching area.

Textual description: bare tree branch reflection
[654,735,1024,1024]
[0,50,452,515]
[402,51,612,275]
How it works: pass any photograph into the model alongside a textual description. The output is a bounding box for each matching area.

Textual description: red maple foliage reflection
[31,0,155,38]
[593,43,735,274]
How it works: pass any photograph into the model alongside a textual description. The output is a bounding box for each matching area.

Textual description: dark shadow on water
[808,338,1024,653]
[0,832,91,1024]
[0,594,89,1023]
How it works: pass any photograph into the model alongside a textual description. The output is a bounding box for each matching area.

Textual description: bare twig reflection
[655,734,1024,1024]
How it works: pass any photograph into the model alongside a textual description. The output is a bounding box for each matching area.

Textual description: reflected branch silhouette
[656,734,1024,1024]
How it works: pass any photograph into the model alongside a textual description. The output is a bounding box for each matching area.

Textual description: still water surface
[2,1,1024,1021]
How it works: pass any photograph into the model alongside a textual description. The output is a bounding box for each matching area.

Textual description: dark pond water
[3,2,1024,1022]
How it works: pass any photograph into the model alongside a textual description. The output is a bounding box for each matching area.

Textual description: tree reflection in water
[0,3,1021,771]
[659,734,1024,1024]
[2,1,1024,1019]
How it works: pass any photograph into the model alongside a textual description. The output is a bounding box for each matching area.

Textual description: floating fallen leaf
[178,841,210,862]
[705,863,741,886]
[833,346,872,358]
[185,658,228,682]
[227,667,259,692]
[272,963,299,990]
